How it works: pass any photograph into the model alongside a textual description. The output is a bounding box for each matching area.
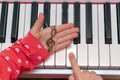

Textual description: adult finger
[69,53,81,79]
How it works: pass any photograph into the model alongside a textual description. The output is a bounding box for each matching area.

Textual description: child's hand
[30,13,79,53]
[69,53,103,80]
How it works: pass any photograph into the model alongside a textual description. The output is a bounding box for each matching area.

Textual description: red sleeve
[0,32,50,80]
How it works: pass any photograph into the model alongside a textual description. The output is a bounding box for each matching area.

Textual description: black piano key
[30,2,38,29]
[74,2,80,44]
[104,3,112,44]
[43,2,50,28]
[62,2,68,24]
[86,2,93,44]
[0,2,8,43]
[11,2,20,43]
[116,3,120,44]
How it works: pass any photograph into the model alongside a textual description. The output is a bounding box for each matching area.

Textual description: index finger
[69,53,81,76]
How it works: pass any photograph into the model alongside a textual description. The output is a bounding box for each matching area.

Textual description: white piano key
[44,4,56,68]
[88,4,99,69]
[1,4,13,50]
[78,4,88,69]
[110,4,120,69]
[98,4,110,69]
[67,4,77,68]
[24,4,31,36]
[37,3,44,68]
[18,4,25,39]
[0,4,2,51]
[55,4,66,68]
[38,4,43,14]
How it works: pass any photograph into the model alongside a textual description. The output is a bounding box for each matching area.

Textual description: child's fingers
[33,13,44,31]
[68,75,75,80]
[69,53,81,80]
[52,40,72,52]
[56,33,78,44]
[30,13,44,39]
[56,23,74,33]
[55,28,79,39]
[38,13,44,27]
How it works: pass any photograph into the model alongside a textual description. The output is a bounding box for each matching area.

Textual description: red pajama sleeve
[0,32,50,80]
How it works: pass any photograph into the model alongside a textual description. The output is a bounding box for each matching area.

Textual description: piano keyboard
[0,1,120,79]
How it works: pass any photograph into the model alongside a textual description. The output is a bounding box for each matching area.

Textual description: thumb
[30,13,44,38]
[33,13,44,31]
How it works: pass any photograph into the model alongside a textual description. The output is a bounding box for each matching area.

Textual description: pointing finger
[69,53,81,79]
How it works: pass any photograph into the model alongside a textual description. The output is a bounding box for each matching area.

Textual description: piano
[0,0,120,79]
